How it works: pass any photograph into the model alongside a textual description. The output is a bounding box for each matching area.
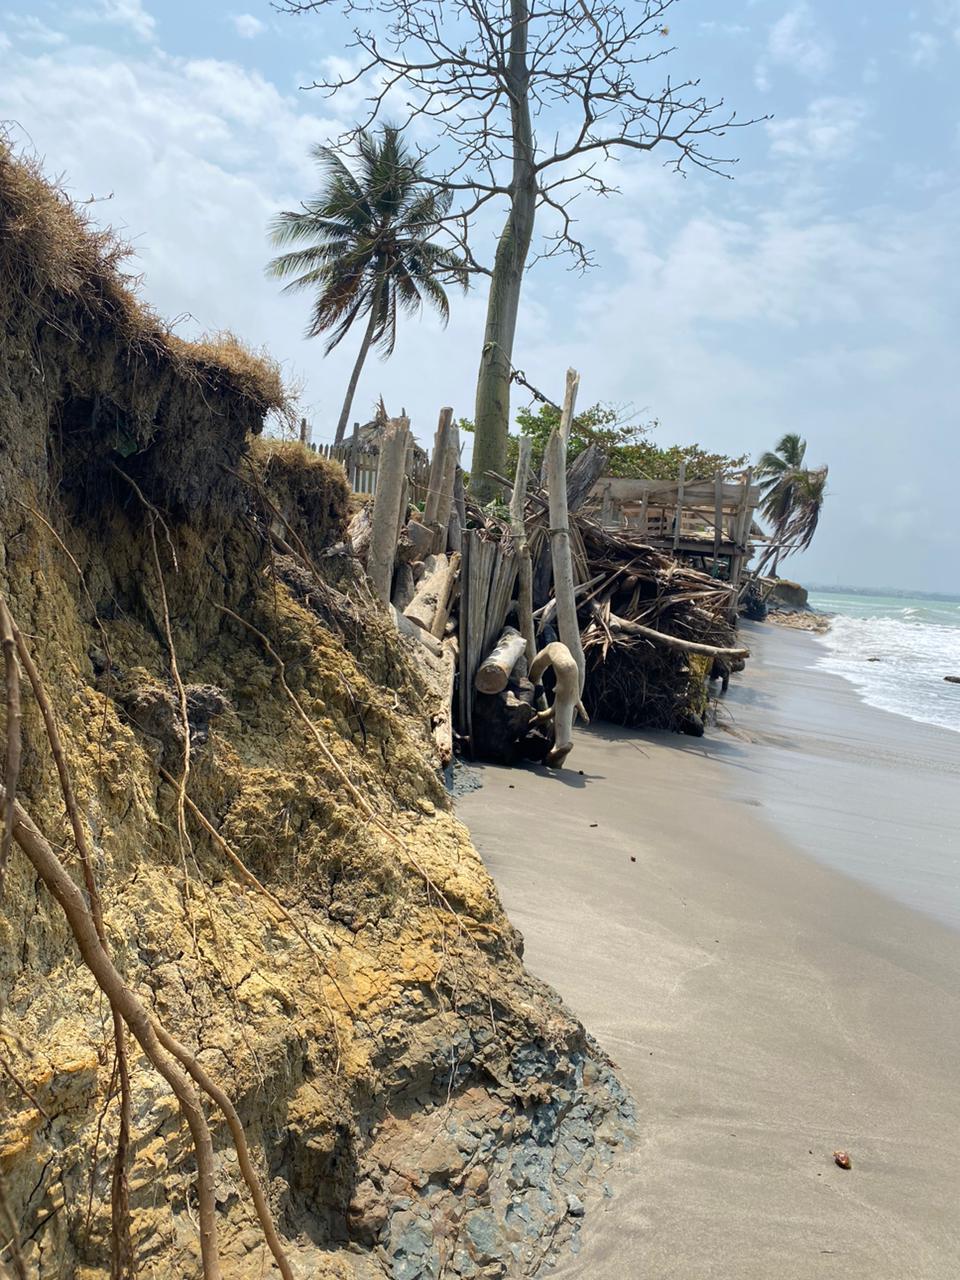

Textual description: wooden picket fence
[313,439,431,505]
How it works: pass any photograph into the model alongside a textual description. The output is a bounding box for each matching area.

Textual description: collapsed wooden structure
[344,377,751,769]
[586,468,763,595]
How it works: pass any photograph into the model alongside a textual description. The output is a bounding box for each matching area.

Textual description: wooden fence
[313,440,431,505]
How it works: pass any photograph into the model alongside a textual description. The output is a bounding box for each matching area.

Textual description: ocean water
[807,589,960,735]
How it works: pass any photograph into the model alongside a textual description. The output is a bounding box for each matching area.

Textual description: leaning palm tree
[267,125,467,443]
[754,434,828,576]
[756,432,807,530]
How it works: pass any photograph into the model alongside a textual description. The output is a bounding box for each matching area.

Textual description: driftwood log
[404,553,450,632]
[390,605,444,657]
[367,417,411,603]
[529,641,583,768]
[475,626,526,695]
[348,503,373,560]
[606,612,750,659]
[397,515,435,563]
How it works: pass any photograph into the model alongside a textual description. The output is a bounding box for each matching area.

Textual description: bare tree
[279,0,757,498]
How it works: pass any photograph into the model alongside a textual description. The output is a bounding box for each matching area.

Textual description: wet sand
[457,623,960,1278]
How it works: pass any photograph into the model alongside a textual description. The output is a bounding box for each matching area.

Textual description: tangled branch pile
[574,521,747,734]
[459,451,747,752]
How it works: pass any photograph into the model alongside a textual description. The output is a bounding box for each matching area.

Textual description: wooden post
[600,482,615,529]
[559,368,581,445]
[434,423,459,552]
[424,407,454,527]
[673,460,686,552]
[729,466,754,613]
[713,471,723,574]
[545,371,585,695]
[510,436,536,664]
[299,416,309,445]
[367,417,410,604]
[348,421,360,491]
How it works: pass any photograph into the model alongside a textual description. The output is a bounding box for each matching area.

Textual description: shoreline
[457,623,960,1278]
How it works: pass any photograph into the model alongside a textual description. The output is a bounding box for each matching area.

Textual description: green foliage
[460,402,749,483]
[755,433,828,568]
[266,124,467,356]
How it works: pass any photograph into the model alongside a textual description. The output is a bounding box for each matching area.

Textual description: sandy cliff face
[0,143,632,1279]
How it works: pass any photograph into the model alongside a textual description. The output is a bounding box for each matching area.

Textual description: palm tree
[755,434,828,576]
[267,126,467,443]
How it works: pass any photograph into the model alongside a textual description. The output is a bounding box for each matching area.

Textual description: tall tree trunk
[334,285,382,445]
[471,0,536,502]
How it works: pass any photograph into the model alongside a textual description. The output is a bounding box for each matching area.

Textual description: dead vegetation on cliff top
[0,132,288,417]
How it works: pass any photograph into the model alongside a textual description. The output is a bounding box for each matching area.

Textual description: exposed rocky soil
[0,140,633,1279]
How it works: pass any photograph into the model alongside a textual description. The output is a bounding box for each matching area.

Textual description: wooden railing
[313,440,431,505]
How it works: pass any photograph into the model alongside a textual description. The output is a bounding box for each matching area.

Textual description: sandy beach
[457,622,960,1278]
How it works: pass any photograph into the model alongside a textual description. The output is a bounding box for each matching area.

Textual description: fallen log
[347,503,373,560]
[475,626,526,694]
[606,612,750,659]
[404,553,450,632]
[398,515,435,562]
[390,605,444,657]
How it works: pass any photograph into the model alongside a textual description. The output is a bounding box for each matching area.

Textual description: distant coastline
[804,582,960,604]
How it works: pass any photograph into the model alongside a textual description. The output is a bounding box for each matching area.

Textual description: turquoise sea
[806,588,960,736]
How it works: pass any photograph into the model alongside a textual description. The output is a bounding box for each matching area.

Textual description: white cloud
[7,14,68,46]
[81,1,156,42]
[1,10,959,591]
[909,32,941,67]
[766,96,867,163]
[232,13,266,39]
[759,3,833,87]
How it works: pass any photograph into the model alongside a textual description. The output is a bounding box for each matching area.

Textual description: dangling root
[0,793,224,1280]
[110,465,196,942]
[159,765,352,1068]
[1,594,295,1280]
[0,595,21,888]
[0,594,133,1278]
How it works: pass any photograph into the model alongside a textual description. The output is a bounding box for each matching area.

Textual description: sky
[1,0,958,594]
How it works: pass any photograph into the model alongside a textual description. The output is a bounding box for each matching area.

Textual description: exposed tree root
[1,594,295,1280]
[110,465,197,943]
[0,596,20,887]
